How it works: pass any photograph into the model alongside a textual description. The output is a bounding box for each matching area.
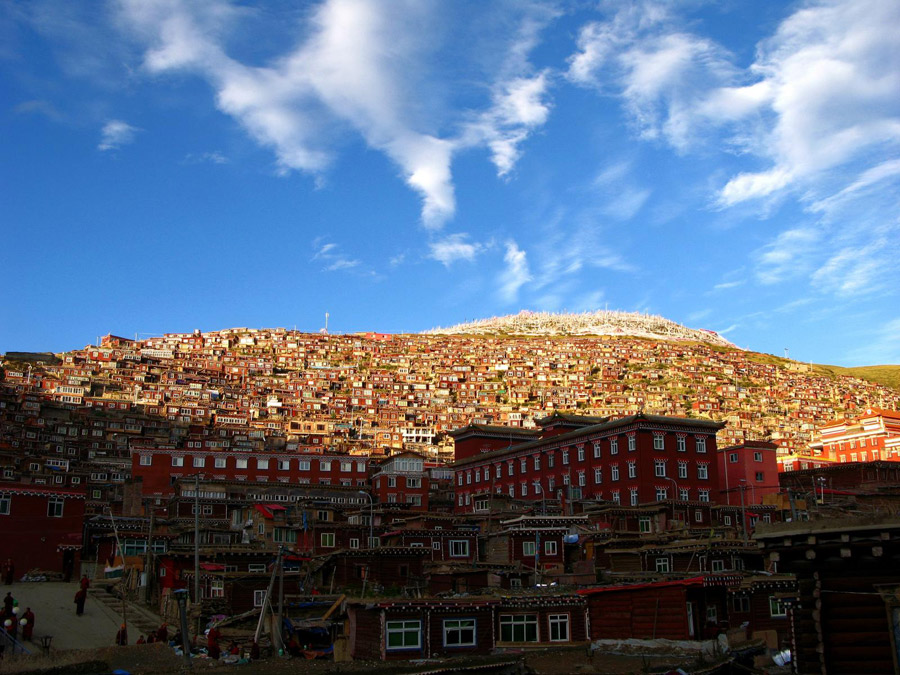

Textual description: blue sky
[1,0,898,366]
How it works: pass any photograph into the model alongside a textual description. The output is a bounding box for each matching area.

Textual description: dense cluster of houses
[2,329,900,670]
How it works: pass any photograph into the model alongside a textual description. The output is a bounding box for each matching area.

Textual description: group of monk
[3,591,36,643]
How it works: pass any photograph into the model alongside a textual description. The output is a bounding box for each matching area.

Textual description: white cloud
[712,280,744,291]
[311,239,360,272]
[98,119,139,150]
[811,238,895,297]
[847,318,900,366]
[182,151,228,164]
[810,159,900,214]
[754,227,820,285]
[117,0,557,228]
[428,234,486,267]
[497,241,531,303]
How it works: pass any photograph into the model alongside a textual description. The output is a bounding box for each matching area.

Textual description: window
[769,597,787,617]
[47,498,64,517]
[548,614,569,642]
[500,615,538,643]
[209,579,224,598]
[677,436,686,452]
[545,540,558,556]
[320,533,335,548]
[594,468,602,484]
[449,540,470,557]
[349,538,359,549]
[611,465,619,481]
[638,516,651,533]
[732,596,750,613]
[723,515,732,525]
[593,443,602,458]
[215,457,226,468]
[368,536,380,548]
[341,461,352,472]
[277,459,290,471]
[432,541,441,550]
[495,464,502,479]
[677,461,688,479]
[172,456,184,467]
[236,458,248,469]
[520,458,527,473]
[0,498,9,515]
[520,482,528,496]
[729,453,739,463]
[655,557,670,572]
[630,487,639,506]
[655,488,668,501]
[298,459,310,471]
[654,460,666,477]
[254,590,267,607]
[610,438,618,454]
[711,559,725,572]
[139,455,152,466]
[628,435,636,452]
[443,619,476,647]
[577,447,585,462]
[547,453,554,468]
[533,456,540,471]
[193,457,205,468]
[679,488,689,501]
[653,434,664,450]
[507,462,514,476]
[386,620,421,650]
[406,477,421,489]
[696,437,707,453]
[320,460,332,472]
[755,472,764,482]
[522,541,537,556]
[256,459,269,470]
[697,464,708,480]
[628,462,637,478]
[698,489,710,502]
[474,497,489,512]
[612,491,621,504]
[562,450,569,465]
[706,606,718,623]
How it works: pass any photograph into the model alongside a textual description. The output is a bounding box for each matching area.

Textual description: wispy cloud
[428,234,486,267]
[754,227,819,285]
[98,119,139,151]
[311,239,360,272]
[117,0,557,229]
[13,99,64,121]
[712,280,744,291]
[497,241,531,303]
[182,151,228,165]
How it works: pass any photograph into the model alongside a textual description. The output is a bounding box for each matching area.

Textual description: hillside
[2,327,899,482]
[425,310,736,348]
[815,364,900,392]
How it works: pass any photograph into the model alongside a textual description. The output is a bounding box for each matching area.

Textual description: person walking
[74,588,86,615]
[3,560,14,586]
[2,593,13,617]
[21,608,34,641]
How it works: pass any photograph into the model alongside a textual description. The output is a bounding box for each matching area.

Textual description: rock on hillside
[425,310,736,348]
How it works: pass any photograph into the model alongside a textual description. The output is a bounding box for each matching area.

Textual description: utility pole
[194,474,200,606]
[738,479,748,543]
[277,546,285,654]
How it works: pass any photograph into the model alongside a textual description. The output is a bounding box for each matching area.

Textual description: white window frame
[545,540,558,556]
[139,455,152,466]
[386,620,421,650]
[653,434,664,450]
[320,533,335,548]
[548,614,569,642]
[443,618,477,647]
[499,614,538,643]
[522,541,537,556]
[449,540,470,557]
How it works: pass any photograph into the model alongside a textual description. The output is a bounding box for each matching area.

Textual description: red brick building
[452,413,725,512]
[717,440,780,506]
[818,408,900,464]
[371,452,429,511]
[0,483,85,576]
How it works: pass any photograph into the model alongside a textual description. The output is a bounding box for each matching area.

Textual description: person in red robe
[74,588,86,615]
[115,624,128,646]
[206,625,221,659]
[21,608,34,641]
[155,622,168,643]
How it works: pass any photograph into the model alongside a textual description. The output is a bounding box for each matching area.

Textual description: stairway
[87,586,163,642]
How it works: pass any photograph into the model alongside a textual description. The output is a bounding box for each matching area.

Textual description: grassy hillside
[815,364,900,391]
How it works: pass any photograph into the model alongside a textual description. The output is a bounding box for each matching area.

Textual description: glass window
[320,533,335,548]
[172,456,184,467]
[654,460,665,477]
[677,436,686,452]
[386,620,421,650]
[610,438,618,454]
[522,541,537,556]
[215,457,227,468]
[443,619,476,647]
[628,462,637,478]
[655,557,670,572]
[697,464,708,479]
[696,437,707,453]
[193,457,205,468]
[769,597,787,617]
[0,498,9,515]
[139,455,152,466]
[545,540,557,556]
[256,459,269,470]
[628,436,636,452]
[499,615,538,643]
[549,614,569,642]
[653,434,664,450]
[48,498,64,518]
[449,540,469,557]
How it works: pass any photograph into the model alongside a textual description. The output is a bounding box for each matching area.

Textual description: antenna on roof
[784,348,789,359]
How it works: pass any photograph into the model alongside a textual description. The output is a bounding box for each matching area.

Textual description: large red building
[131,447,372,497]
[0,483,85,576]
[451,413,725,512]
[817,408,900,463]
[717,440,780,506]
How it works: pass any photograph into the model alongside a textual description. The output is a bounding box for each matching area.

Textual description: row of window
[385,614,570,650]
[459,484,711,506]
[458,436,708,486]
[146,456,367,472]
[0,496,64,517]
